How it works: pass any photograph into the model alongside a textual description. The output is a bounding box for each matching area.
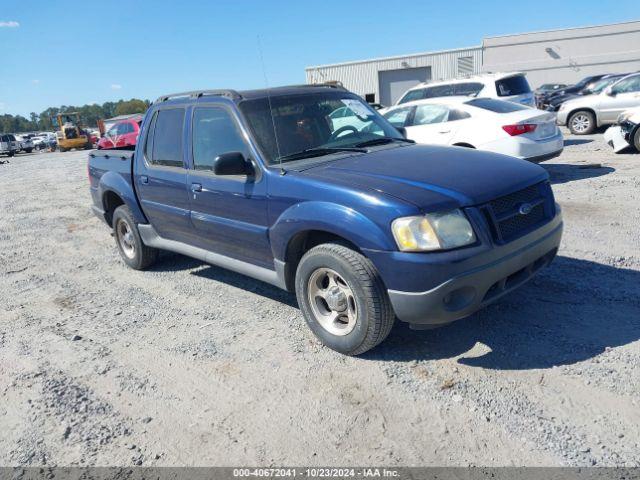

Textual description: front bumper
[556,109,569,126]
[370,210,563,326]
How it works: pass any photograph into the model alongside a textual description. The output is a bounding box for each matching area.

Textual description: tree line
[0,98,150,133]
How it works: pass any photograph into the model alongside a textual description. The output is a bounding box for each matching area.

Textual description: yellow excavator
[51,113,93,152]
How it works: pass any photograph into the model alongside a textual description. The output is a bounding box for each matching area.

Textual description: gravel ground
[1,131,639,467]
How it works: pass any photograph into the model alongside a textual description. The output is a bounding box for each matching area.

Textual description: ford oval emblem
[518,203,533,215]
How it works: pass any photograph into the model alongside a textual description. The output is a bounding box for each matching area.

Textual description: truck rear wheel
[112,205,158,270]
[295,243,395,355]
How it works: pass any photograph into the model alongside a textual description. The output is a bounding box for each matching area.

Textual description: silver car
[556,73,640,135]
[0,134,19,157]
[14,134,34,153]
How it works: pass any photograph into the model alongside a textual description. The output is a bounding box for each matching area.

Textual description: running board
[137,224,286,290]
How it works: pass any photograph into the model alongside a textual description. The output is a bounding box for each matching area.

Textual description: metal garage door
[378,67,431,106]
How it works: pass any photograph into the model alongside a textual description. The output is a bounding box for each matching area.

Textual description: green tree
[114,99,149,116]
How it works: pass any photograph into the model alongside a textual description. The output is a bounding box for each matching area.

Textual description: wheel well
[282,230,360,291]
[453,142,475,149]
[103,191,125,226]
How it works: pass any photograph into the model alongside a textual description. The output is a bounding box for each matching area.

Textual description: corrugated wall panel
[305,47,483,103]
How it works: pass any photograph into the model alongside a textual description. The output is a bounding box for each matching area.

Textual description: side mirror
[213,151,253,176]
[396,126,408,138]
[604,86,615,96]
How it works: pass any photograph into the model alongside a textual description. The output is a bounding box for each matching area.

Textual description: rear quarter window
[496,76,531,96]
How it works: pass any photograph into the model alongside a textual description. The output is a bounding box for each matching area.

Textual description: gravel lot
[1,131,639,467]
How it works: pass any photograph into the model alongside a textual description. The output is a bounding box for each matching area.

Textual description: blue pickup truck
[89,84,563,355]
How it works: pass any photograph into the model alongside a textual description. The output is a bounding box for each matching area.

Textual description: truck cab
[89,84,562,355]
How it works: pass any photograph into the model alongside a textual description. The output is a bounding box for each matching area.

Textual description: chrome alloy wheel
[307,267,358,336]
[571,113,591,133]
[116,219,136,259]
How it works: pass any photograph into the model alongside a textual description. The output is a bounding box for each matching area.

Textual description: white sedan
[381,97,564,162]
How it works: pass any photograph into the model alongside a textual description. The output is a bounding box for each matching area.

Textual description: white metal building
[482,21,640,87]
[305,20,640,106]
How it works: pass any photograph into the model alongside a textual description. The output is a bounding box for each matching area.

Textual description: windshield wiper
[355,137,415,148]
[278,147,366,162]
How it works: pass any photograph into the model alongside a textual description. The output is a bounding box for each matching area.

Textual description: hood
[561,93,602,109]
[302,145,548,210]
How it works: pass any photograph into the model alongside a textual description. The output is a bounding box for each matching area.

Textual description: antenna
[257,35,285,175]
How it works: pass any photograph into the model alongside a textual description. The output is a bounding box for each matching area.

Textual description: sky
[1,0,639,116]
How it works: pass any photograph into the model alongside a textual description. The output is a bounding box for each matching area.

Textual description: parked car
[32,132,57,150]
[557,73,640,134]
[0,134,19,156]
[14,134,34,153]
[381,97,563,162]
[537,74,608,109]
[97,118,141,150]
[397,72,535,107]
[544,74,627,112]
[534,83,567,108]
[89,85,562,355]
[603,106,640,152]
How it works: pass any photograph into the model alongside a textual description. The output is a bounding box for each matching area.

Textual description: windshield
[239,92,403,165]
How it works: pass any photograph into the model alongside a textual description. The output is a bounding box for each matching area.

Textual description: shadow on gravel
[543,163,614,185]
[150,252,298,308]
[563,139,593,146]
[364,256,640,369]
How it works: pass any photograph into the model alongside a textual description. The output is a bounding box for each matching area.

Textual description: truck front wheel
[295,243,395,355]
[112,205,158,270]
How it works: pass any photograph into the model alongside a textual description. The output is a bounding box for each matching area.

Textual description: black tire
[112,205,158,270]
[8,151,14,157]
[59,147,68,152]
[295,243,395,355]
[568,110,596,135]
[25,148,33,153]
[633,127,640,152]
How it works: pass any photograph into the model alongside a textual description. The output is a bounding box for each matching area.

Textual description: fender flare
[270,201,394,261]
[98,171,147,224]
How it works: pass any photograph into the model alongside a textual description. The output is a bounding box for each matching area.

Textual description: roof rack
[305,82,346,90]
[154,89,242,104]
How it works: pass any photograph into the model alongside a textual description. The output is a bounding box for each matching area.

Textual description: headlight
[617,111,633,124]
[391,209,476,252]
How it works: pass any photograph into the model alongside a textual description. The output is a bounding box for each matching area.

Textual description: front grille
[483,182,553,243]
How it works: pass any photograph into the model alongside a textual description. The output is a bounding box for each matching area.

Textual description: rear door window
[496,75,531,96]
[447,109,471,121]
[150,108,185,167]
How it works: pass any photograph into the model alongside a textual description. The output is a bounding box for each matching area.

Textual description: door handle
[438,130,451,134]
[140,175,149,184]
[191,183,202,192]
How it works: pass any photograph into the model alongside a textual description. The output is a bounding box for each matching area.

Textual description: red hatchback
[97,119,141,150]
